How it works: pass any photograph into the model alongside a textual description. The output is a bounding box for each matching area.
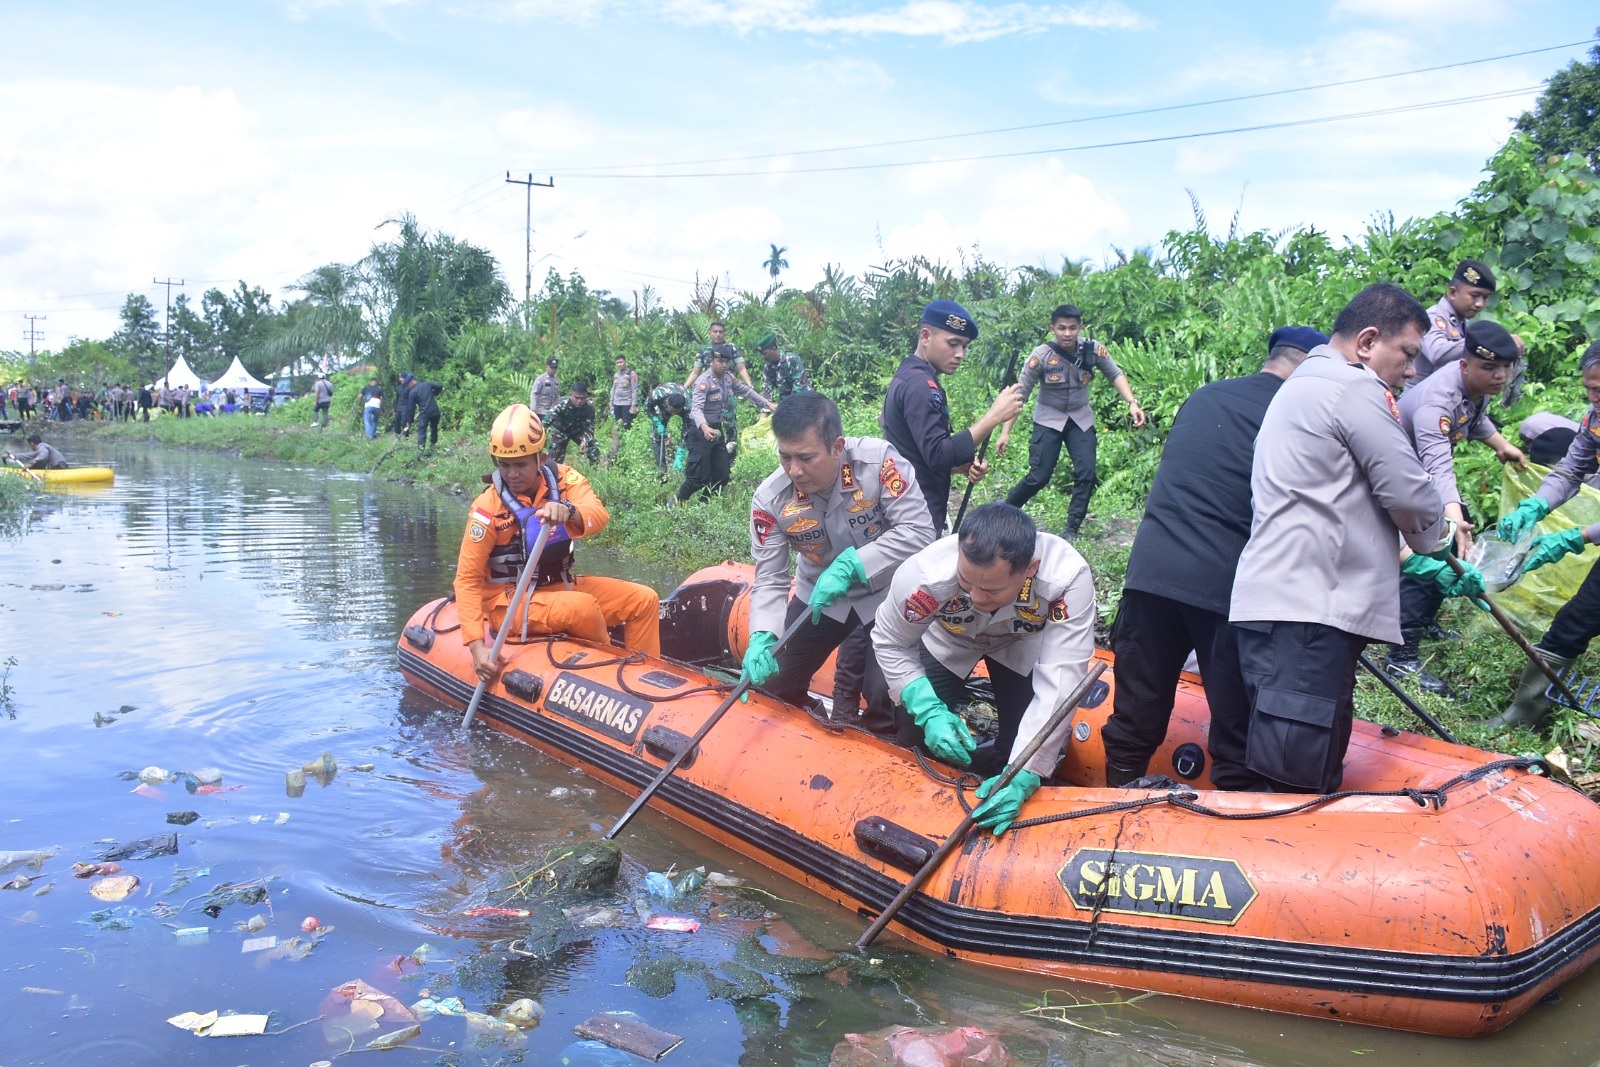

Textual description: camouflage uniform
[545,396,600,465]
[761,351,811,400]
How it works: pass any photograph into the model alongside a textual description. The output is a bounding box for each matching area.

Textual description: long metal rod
[854,660,1109,950]
[603,609,812,840]
[1356,652,1457,744]
[1446,556,1585,711]
[461,521,552,729]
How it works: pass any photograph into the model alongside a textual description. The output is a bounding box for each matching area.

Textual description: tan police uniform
[1229,345,1445,793]
[749,438,935,725]
[749,438,935,634]
[1416,297,1466,381]
[873,534,1096,778]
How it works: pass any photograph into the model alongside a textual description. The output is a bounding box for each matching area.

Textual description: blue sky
[1,0,1594,346]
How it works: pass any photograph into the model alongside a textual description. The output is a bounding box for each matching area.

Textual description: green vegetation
[38,96,1600,780]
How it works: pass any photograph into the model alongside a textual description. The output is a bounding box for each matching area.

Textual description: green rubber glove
[1498,497,1550,542]
[973,770,1042,837]
[808,546,867,623]
[902,676,975,766]
[1441,560,1490,611]
[1398,552,1451,590]
[650,415,666,437]
[672,446,687,474]
[1523,528,1588,574]
[738,630,779,703]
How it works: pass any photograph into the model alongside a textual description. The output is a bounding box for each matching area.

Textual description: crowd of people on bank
[3,378,282,423]
[450,260,1600,835]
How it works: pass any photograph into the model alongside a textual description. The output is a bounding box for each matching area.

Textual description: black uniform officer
[880,299,1022,534]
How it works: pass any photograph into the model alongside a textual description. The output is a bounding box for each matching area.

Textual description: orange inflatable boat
[397,562,1600,1036]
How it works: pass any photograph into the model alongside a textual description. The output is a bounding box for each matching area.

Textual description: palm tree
[763,244,789,284]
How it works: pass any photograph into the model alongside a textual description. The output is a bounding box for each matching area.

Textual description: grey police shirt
[1230,346,1445,644]
[873,534,1096,778]
[748,438,935,634]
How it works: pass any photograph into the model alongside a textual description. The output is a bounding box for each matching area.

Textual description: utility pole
[504,172,553,321]
[153,276,184,387]
[23,314,46,357]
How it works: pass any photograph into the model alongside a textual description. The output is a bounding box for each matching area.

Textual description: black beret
[1464,320,1518,362]
[920,299,978,340]
[1452,259,1496,291]
[546,357,559,369]
[1267,325,1328,353]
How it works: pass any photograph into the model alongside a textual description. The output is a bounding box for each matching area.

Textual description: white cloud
[881,160,1125,265]
[779,57,896,92]
[1331,0,1511,21]
[473,0,1148,43]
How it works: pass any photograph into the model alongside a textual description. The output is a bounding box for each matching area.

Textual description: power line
[553,86,1540,179]
[557,39,1587,175]
[23,315,46,356]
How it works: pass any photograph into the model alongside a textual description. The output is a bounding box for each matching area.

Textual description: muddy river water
[3,442,1600,1066]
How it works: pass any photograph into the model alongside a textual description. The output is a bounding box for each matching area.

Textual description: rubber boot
[1383,630,1454,697]
[1488,652,1574,732]
[1105,760,1149,788]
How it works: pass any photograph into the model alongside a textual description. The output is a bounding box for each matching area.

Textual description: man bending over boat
[455,403,660,684]
[742,392,936,734]
[7,434,68,469]
[873,502,1096,835]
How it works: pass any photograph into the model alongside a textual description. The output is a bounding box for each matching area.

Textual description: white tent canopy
[159,355,204,391]
[209,356,270,393]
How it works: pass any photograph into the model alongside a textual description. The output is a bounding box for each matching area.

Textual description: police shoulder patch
[752,508,776,545]
[880,457,908,498]
[1048,596,1068,623]
[1439,414,1452,435]
[469,522,486,543]
[1433,315,1447,331]
[1384,390,1401,423]
[903,589,939,623]
[1026,356,1040,370]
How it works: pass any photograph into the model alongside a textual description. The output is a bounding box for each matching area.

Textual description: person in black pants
[410,379,443,449]
[1102,327,1322,789]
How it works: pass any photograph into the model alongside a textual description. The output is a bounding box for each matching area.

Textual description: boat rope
[511,634,735,702]
[422,596,459,634]
[938,756,1553,830]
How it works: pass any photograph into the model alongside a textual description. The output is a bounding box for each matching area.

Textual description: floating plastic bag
[1493,464,1600,637]
[830,1024,1009,1067]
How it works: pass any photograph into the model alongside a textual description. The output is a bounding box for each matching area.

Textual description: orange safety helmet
[489,403,547,457]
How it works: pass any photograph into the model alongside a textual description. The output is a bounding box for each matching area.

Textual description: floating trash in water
[2,873,33,891]
[137,766,169,785]
[172,926,210,945]
[99,834,178,862]
[0,848,56,875]
[73,862,121,879]
[285,769,306,798]
[240,935,277,953]
[366,1023,421,1050]
[501,997,544,1028]
[644,915,701,933]
[643,872,676,900]
[674,867,706,895]
[464,905,532,919]
[573,1010,684,1061]
[89,875,139,902]
[166,811,199,826]
[830,1024,1010,1066]
[410,994,466,1018]
[301,916,321,931]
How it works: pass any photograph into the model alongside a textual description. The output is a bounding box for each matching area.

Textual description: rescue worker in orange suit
[455,403,661,683]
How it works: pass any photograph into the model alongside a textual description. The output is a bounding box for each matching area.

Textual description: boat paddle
[854,659,1108,951]
[3,453,43,483]
[604,609,812,840]
[461,520,553,730]
[1356,653,1457,744]
[1445,556,1586,711]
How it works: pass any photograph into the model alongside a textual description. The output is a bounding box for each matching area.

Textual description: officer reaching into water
[677,349,773,502]
[1384,320,1527,695]
[1494,342,1600,731]
[454,403,660,684]
[1102,326,1323,790]
[741,392,935,734]
[881,300,1024,534]
[999,304,1145,538]
[1229,284,1488,795]
[873,503,1096,834]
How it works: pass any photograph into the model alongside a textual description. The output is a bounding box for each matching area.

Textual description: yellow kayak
[1,466,115,484]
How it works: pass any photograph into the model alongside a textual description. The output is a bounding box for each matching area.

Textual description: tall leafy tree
[1515,33,1600,170]
[763,243,789,284]
[108,293,164,382]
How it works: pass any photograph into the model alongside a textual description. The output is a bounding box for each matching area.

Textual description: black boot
[1426,621,1460,642]
[1105,760,1148,788]
[1383,630,1454,697]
